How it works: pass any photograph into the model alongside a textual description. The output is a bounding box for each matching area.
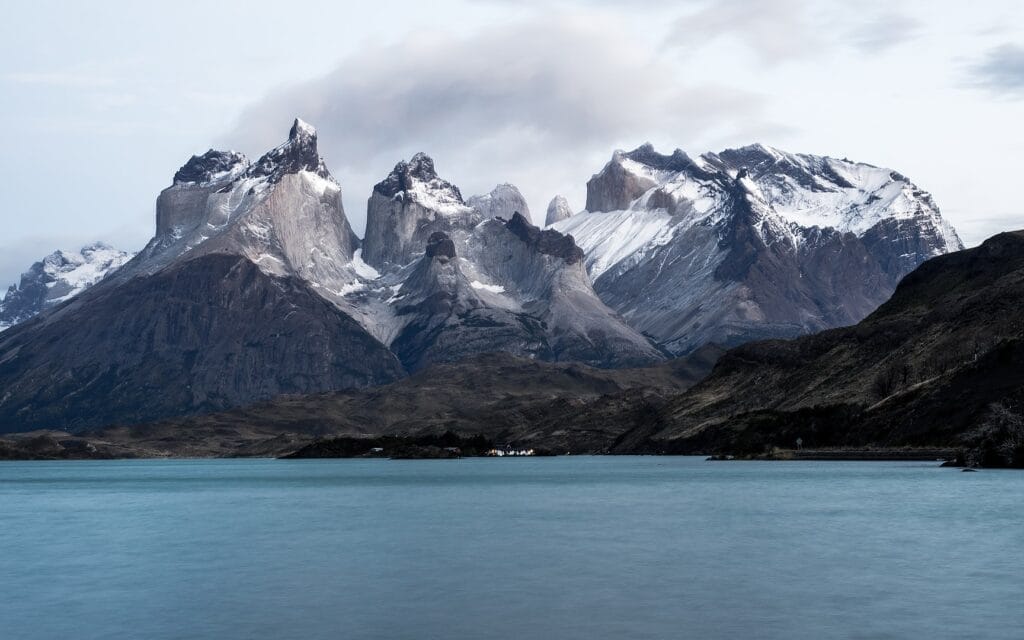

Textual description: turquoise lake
[1,457,1021,639]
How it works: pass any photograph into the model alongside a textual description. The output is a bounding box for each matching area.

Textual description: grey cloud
[665,0,822,65]
[970,44,1024,95]
[845,12,922,53]
[2,71,118,89]
[664,0,922,65]
[223,16,774,234]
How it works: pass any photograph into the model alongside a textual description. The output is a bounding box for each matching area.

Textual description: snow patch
[350,249,380,280]
[300,170,338,196]
[403,177,471,216]
[293,118,316,137]
[553,208,677,279]
[470,280,506,294]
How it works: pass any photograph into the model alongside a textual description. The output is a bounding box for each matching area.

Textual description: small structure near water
[485,444,535,457]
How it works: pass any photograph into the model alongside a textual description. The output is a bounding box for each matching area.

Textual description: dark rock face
[389,232,548,371]
[247,118,330,184]
[173,150,247,185]
[0,267,49,329]
[621,231,1024,461]
[505,212,584,264]
[624,144,705,175]
[424,232,456,259]
[373,152,462,201]
[585,155,658,213]
[0,254,403,433]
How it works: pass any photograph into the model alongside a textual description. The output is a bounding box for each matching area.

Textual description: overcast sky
[2,0,1023,290]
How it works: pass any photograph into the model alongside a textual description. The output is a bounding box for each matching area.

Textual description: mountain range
[4,228,1022,465]
[552,143,962,354]
[0,119,964,435]
[0,243,132,332]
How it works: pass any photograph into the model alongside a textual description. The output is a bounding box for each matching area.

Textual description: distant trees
[872,360,912,399]
[985,402,1024,468]
[873,333,1007,401]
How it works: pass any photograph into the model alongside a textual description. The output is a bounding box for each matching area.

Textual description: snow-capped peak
[373,152,468,215]
[290,117,316,139]
[173,150,249,186]
[703,145,962,248]
[0,243,135,330]
[247,118,332,184]
[587,141,962,252]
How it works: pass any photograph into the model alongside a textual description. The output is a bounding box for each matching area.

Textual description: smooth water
[1,457,1021,640]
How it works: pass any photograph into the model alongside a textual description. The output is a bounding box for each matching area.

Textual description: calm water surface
[1,457,1021,639]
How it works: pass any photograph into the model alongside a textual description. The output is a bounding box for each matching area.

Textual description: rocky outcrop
[460,215,663,367]
[545,195,573,226]
[504,212,584,264]
[172,149,247,185]
[386,220,663,371]
[361,153,479,270]
[247,118,330,183]
[389,232,545,371]
[467,183,532,224]
[584,145,707,212]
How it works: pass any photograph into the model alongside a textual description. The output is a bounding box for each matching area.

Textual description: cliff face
[377,214,664,371]
[124,121,362,308]
[355,156,665,370]
[362,153,480,270]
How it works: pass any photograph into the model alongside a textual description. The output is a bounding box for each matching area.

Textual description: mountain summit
[553,143,962,354]
[0,243,133,331]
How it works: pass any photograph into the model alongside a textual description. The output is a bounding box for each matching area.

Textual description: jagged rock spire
[505,212,584,264]
[545,195,573,226]
[374,152,463,202]
[247,118,331,183]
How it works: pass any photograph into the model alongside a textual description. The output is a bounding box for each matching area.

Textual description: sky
[1,0,1023,290]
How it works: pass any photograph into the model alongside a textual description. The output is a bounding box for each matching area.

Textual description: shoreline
[708,448,960,462]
